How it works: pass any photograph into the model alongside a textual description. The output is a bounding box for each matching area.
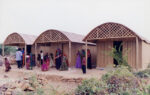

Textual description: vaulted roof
[83,22,150,44]
[4,32,37,45]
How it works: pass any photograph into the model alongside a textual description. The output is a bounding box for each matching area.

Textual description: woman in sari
[81,49,86,74]
[76,50,82,68]
[26,55,31,70]
[41,53,49,71]
[4,58,11,72]
[50,53,55,67]
[60,54,68,71]
[87,49,92,69]
[55,49,62,70]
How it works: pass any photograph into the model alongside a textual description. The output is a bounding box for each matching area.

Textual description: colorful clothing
[76,51,82,68]
[82,57,86,74]
[87,49,92,69]
[50,55,54,67]
[60,55,68,71]
[5,60,11,72]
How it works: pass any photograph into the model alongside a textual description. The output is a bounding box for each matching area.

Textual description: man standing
[16,48,23,69]
[40,50,44,65]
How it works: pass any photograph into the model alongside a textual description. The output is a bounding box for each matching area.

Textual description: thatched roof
[4,32,37,45]
[83,22,150,44]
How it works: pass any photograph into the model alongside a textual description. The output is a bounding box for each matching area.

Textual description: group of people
[37,49,69,71]
[4,48,25,72]
[76,49,92,74]
[4,48,92,74]
[37,50,55,71]
[55,48,68,71]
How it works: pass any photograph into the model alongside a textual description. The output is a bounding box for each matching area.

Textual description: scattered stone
[5,91,11,95]
[4,75,8,78]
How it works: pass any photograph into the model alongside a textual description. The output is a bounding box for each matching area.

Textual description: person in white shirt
[16,48,23,68]
[40,50,44,65]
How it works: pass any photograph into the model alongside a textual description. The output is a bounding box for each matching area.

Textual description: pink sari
[41,59,49,71]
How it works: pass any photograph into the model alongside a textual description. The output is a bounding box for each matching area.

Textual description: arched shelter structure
[3,32,37,64]
[34,29,96,67]
[83,22,150,70]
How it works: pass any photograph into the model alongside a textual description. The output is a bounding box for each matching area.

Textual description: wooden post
[35,43,37,65]
[85,40,88,69]
[136,37,139,70]
[2,44,4,56]
[24,44,27,66]
[69,41,71,67]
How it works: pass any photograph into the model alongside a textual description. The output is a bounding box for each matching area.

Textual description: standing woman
[81,50,86,74]
[50,53,54,67]
[55,49,62,70]
[76,50,82,68]
[60,54,68,71]
[37,54,41,67]
[87,49,92,69]
[30,53,33,70]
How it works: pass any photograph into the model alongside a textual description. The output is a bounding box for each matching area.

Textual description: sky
[0,0,150,43]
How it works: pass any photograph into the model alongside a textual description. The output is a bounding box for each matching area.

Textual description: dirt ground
[0,65,109,92]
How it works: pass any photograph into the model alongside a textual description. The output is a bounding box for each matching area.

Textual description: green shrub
[134,69,150,78]
[75,66,149,95]
[102,66,134,82]
[75,78,102,95]
[147,63,150,68]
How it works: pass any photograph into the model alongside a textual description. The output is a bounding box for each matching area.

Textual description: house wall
[123,39,136,69]
[97,41,113,67]
[34,42,96,67]
[96,39,140,69]
[142,41,150,69]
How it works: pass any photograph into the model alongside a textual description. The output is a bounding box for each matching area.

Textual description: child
[4,58,11,72]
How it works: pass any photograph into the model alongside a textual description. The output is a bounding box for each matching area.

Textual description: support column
[35,43,37,64]
[24,44,27,65]
[136,37,139,70]
[2,44,4,56]
[69,41,71,67]
[85,40,88,69]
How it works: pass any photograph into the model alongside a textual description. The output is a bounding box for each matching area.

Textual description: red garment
[82,57,86,65]
[5,60,11,72]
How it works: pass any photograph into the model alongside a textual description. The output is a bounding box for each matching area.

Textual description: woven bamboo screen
[84,23,136,41]
[35,30,69,43]
[4,33,25,45]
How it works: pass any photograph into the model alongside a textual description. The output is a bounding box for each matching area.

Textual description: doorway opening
[113,41,123,66]
[27,45,32,55]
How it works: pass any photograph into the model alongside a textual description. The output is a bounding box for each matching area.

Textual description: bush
[102,66,134,82]
[75,78,102,95]
[134,69,150,78]
[75,66,150,95]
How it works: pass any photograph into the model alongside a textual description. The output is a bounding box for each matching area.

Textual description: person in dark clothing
[87,49,92,69]
[81,49,86,74]
[55,49,62,70]
[37,54,41,67]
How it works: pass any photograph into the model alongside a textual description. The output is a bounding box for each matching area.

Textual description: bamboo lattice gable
[4,32,37,45]
[34,29,95,45]
[83,22,150,43]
